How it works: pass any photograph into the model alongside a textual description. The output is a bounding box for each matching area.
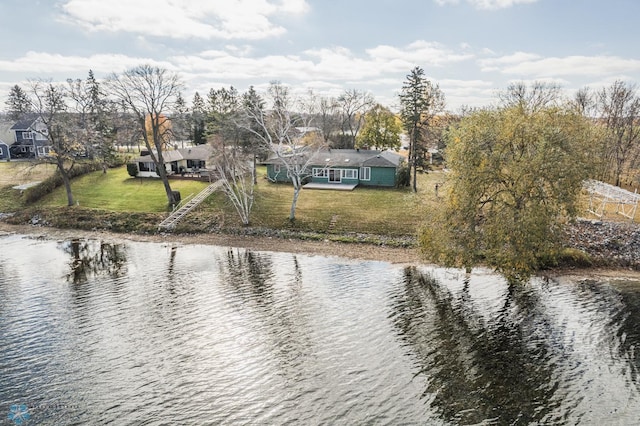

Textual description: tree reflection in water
[390,266,571,425]
[58,239,127,284]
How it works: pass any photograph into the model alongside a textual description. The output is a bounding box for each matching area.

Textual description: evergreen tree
[399,67,444,191]
[5,84,32,120]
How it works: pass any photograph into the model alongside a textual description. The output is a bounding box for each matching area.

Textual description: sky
[1,0,640,112]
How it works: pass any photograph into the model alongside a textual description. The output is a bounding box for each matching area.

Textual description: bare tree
[597,80,640,187]
[572,87,596,117]
[314,94,340,144]
[212,148,254,226]
[24,79,91,206]
[240,81,323,221]
[499,81,562,113]
[107,65,183,206]
[337,89,375,148]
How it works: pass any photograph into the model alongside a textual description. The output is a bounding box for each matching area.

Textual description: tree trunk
[289,184,301,221]
[411,129,418,192]
[156,162,175,206]
[412,161,417,192]
[58,161,74,206]
[253,154,257,185]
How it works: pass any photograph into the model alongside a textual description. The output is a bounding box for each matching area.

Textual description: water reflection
[58,239,127,284]
[217,249,315,382]
[2,235,640,424]
[390,267,569,424]
[571,278,640,392]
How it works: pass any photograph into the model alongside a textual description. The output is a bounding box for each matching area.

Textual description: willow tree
[420,103,597,283]
[107,65,182,207]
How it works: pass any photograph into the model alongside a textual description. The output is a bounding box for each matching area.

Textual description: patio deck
[303,182,358,191]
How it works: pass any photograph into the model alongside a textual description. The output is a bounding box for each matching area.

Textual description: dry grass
[200,167,447,236]
[0,161,57,186]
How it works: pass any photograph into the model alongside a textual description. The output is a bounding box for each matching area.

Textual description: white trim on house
[360,167,371,181]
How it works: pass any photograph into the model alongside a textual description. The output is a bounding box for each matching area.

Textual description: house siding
[263,149,404,188]
[362,167,396,187]
[266,164,291,182]
[0,142,9,159]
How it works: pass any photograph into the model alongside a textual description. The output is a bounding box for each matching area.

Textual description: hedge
[23,159,124,204]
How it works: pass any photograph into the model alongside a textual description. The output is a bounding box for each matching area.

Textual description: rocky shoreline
[1,215,640,275]
[564,219,640,270]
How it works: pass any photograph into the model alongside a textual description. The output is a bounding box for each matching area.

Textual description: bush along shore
[1,206,640,271]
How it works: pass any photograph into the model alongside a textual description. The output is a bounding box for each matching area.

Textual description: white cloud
[366,40,474,68]
[480,53,640,77]
[468,0,538,9]
[60,0,310,40]
[434,0,539,9]
[0,51,170,75]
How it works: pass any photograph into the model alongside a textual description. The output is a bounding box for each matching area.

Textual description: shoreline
[0,222,422,265]
[2,222,640,280]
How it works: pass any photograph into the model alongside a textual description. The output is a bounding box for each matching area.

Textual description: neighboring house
[132,144,214,178]
[9,117,50,159]
[0,119,12,160]
[0,141,9,160]
[263,148,405,188]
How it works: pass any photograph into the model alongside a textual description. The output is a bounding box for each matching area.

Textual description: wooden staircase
[158,180,223,230]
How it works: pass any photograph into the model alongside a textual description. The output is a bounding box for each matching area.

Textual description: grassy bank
[0,164,443,242]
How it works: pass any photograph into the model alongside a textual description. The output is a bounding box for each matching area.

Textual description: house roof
[264,148,404,168]
[0,118,14,144]
[10,116,39,131]
[134,144,213,163]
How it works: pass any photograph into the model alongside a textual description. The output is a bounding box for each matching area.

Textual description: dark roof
[10,116,39,131]
[134,144,213,163]
[263,149,405,168]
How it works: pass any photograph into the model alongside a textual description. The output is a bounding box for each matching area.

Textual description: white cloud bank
[434,0,539,9]
[60,0,310,40]
[480,52,640,77]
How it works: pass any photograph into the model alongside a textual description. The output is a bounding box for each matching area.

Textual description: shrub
[126,163,139,177]
[396,164,410,188]
[23,162,104,204]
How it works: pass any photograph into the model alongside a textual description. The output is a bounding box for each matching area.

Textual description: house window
[138,162,156,172]
[360,167,371,181]
[342,169,358,179]
[37,146,52,156]
[187,159,205,169]
[313,167,327,178]
[21,132,32,140]
[273,164,281,173]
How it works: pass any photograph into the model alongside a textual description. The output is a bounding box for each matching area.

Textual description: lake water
[1,234,639,425]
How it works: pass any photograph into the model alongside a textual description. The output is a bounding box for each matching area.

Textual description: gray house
[0,119,12,160]
[9,117,50,159]
[264,148,405,188]
[132,144,214,178]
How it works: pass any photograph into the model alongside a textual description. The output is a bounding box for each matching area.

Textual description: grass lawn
[16,162,637,236]
[37,166,210,212]
[29,165,443,236]
[200,167,444,236]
